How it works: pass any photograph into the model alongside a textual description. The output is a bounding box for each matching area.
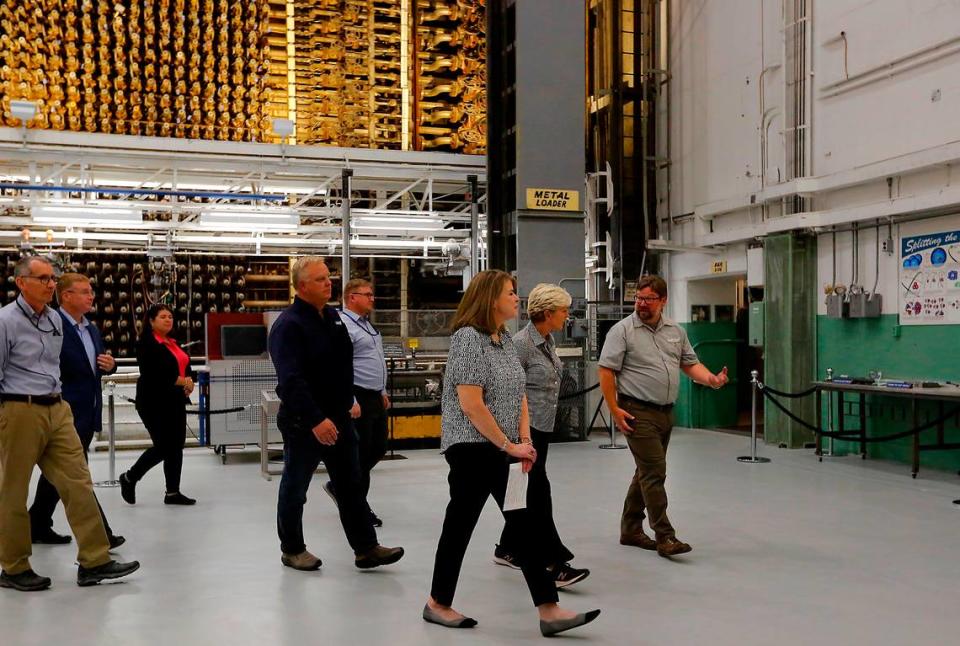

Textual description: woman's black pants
[430,442,559,608]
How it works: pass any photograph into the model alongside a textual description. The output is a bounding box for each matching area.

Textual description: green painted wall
[817,314,960,471]
[675,322,739,428]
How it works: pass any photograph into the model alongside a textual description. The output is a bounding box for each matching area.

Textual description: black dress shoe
[32,528,72,545]
[355,545,404,569]
[77,560,141,587]
[0,569,52,592]
[119,472,136,505]
[164,492,196,505]
[109,535,126,550]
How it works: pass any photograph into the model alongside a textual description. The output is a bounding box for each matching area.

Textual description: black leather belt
[618,393,674,412]
[1,393,62,406]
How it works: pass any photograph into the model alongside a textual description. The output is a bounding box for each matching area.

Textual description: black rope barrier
[558,383,600,401]
[117,395,248,416]
[760,387,960,443]
[759,384,818,399]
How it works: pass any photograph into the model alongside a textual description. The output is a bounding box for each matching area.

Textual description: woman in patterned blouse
[422,270,601,638]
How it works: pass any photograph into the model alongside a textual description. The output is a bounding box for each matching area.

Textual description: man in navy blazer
[28,273,125,548]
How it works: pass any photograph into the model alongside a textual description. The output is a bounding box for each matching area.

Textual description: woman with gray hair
[493,283,590,589]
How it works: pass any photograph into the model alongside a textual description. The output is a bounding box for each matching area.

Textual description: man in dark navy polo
[268,256,403,572]
[28,273,125,549]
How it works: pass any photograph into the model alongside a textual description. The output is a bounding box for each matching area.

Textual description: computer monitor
[220,325,267,358]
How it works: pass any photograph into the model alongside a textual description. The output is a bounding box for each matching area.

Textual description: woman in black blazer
[120,304,197,505]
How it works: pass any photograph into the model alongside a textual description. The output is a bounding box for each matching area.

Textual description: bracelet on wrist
[500,438,510,451]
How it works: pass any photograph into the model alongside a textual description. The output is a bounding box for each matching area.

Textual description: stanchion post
[95,381,120,488]
[599,399,627,450]
[820,367,842,459]
[738,370,771,463]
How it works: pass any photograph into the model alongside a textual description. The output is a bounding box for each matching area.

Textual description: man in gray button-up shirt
[0,257,139,592]
[598,275,728,558]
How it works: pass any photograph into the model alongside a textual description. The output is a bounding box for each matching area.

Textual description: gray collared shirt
[514,322,563,433]
[0,295,64,395]
[598,313,699,405]
[441,326,526,451]
[338,309,387,393]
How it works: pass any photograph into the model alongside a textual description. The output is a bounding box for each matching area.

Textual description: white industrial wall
[660,0,960,321]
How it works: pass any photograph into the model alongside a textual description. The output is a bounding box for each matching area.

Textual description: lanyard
[340,309,380,338]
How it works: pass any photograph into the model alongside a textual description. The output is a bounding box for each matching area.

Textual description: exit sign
[711,260,727,274]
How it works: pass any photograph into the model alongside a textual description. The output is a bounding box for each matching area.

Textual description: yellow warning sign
[525,188,580,212]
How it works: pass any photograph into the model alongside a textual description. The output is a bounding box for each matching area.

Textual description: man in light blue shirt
[335,279,390,527]
[28,273,124,549]
[0,257,139,592]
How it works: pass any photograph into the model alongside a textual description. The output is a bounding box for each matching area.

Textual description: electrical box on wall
[849,293,882,318]
[826,294,848,319]
[748,302,764,347]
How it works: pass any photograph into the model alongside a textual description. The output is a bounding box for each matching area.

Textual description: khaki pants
[0,400,110,574]
[619,399,676,541]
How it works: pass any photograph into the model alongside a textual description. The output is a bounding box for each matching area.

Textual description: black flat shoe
[422,604,478,628]
[119,473,136,505]
[0,569,52,592]
[77,560,140,587]
[109,535,126,550]
[540,609,601,637]
[164,492,196,506]
[32,528,72,545]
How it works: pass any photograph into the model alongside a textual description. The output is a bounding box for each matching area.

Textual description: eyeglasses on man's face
[635,295,662,304]
[64,288,95,297]
[353,292,375,298]
[23,274,58,285]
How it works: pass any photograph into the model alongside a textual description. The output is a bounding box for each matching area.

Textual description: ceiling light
[199,210,300,230]
[32,204,143,226]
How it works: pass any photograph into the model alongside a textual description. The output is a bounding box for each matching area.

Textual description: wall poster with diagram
[899,217,960,325]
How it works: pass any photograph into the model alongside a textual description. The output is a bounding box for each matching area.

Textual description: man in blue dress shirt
[334,278,390,527]
[28,273,125,549]
[0,257,139,592]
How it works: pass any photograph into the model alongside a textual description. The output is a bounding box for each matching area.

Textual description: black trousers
[29,425,115,538]
[353,387,388,511]
[430,443,559,608]
[497,428,574,567]
[127,403,187,493]
[276,412,378,555]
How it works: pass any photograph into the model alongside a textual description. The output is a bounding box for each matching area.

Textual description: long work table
[813,381,960,478]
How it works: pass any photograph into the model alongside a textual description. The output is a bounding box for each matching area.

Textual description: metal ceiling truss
[0,128,486,257]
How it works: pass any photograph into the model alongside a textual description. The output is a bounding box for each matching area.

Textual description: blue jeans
[276,413,378,556]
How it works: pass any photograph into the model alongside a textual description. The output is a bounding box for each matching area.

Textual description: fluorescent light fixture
[32,204,143,226]
[199,210,300,231]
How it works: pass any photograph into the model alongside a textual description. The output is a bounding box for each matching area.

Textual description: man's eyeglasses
[22,275,58,285]
[353,292,375,298]
[64,289,95,297]
[635,295,662,304]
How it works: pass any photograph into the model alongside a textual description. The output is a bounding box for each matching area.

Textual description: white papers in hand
[503,461,528,511]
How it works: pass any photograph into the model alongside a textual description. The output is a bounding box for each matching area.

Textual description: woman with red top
[120,304,197,506]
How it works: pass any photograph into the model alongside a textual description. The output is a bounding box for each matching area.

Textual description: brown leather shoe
[656,537,692,557]
[355,545,404,569]
[281,550,322,571]
[620,532,657,550]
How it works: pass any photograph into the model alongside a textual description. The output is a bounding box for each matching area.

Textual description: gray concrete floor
[4,428,959,645]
